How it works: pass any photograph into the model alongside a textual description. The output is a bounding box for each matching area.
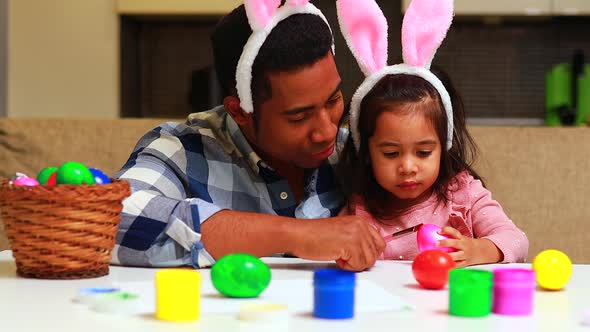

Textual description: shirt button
[399,256,404,260]
[280,192,288,200]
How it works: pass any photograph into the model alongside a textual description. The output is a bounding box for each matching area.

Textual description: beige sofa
[1,118,589,263]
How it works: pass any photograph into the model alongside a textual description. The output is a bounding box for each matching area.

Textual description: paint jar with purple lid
[492,268,536,316]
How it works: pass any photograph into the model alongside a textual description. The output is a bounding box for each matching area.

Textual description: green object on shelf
[449,269,493,317]
[545,51,590,126]
[578,74,590,125]
[56,161,95,185]
[211,253,271,298]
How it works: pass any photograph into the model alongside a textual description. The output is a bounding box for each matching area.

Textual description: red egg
[46,172,57,186]
[412,250,456,289]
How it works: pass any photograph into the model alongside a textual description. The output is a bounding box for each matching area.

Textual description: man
[113,4,384,271]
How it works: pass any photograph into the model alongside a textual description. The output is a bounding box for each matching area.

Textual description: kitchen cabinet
[402,0,554,16]
[552,0,590,15]
[402,0,590,16]
[116,0,243,15]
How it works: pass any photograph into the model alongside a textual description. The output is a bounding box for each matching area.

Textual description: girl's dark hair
[337,67,482,219]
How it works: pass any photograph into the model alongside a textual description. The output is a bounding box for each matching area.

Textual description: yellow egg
[532,249,572,290]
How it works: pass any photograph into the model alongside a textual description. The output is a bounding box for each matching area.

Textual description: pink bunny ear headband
[337,0,454,151]
[236,0,335,114]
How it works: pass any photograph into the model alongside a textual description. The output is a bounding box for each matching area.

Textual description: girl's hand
[437,226,503,267]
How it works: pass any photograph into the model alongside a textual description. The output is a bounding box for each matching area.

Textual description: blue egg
[89,167,111,184]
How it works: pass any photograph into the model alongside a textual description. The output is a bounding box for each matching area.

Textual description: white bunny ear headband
[337,0,454,151]
[236,0,335,114]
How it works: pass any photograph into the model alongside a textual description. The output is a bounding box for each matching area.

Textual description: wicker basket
[0,179,130,279]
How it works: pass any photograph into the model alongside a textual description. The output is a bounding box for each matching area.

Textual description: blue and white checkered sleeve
[111,125,220,268]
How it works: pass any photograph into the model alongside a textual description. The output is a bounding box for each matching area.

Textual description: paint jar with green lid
[449,269,493,317]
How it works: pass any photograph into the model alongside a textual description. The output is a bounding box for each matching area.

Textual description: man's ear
[224,96,252,126]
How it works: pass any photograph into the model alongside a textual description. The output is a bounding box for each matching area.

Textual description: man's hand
[290,216,385,271]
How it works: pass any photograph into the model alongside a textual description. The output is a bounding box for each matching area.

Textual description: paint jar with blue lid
[313,268,355,319]
[75,287,121,305]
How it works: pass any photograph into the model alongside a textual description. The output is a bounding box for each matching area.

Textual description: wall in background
[119,0,402,118]
[4,1,589,121]
[0,0,6,247]
[120,17,221,118]
[0,0,7,117]
[320,0,402,112]
[7,0,119,118]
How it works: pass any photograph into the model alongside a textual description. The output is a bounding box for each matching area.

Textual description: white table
[0,251,589,332]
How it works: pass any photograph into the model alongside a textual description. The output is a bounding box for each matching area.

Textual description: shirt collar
[223,108,341,182]
[224,110,270,175]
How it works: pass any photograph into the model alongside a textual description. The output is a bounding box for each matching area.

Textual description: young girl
[336,0,528,266]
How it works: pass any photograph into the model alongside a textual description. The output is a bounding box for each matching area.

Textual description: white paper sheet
[114,279,412,316]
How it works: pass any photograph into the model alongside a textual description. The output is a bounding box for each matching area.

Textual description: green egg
[210,253,271,298]
[56,161,95,185]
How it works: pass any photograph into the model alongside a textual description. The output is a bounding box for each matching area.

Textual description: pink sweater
[344,171,529,263]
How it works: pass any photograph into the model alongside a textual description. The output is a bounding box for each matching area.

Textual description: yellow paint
[239,303,288,322]
[155,269,201,321]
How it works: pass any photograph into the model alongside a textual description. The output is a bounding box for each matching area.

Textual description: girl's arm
[437,175,529,266]
[466,177,529,263]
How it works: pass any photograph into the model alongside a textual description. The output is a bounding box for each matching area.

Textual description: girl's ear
[337,0,388,76]
[244,0,281,31]
[401,0,454,69]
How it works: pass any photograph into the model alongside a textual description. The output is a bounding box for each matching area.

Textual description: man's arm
[113,123,384,270]
[113,154,221,268]
[202,210,386,271]
[112,124,223,268]
[115,174,383,270]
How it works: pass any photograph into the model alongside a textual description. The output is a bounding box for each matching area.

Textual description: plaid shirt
[112,106,344,268]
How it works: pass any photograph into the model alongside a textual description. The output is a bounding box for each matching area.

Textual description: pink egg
[13,176,40,187]
[417,224,456,253]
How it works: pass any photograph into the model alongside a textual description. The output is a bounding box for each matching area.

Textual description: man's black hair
[211,4,333,108]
